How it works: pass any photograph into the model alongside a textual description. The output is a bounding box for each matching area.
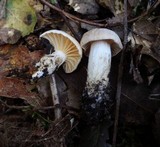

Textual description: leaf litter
[0,0,160,147]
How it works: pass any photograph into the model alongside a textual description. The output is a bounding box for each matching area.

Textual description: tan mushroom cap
[40,30,82,73]
[80,28,123,56]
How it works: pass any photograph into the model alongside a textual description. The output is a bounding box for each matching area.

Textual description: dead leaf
[128,18,160,85]
[133,19,158,41]
[128,18,160,64]
[0,45,45,106]
[0,44,44,77]
[0,77,44,107]
[3,0,37,37]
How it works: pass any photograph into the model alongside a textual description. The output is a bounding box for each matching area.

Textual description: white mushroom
[80,28,123,123]
[32,30,82,78]
[32,30,82,120]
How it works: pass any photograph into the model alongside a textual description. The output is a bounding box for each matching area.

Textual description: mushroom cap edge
[80,28,123,56]
[40,30,82,73]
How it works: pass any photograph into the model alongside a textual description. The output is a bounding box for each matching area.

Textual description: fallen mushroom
[32,30,82,119]
[32,30,82,78]
[80,28,123,124]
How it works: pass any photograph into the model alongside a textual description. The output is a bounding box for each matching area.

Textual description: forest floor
[0,0,160,147]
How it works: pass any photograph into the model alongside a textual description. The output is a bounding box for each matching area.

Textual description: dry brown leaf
[0,44,45,106]
[4,0,37,37]
[133,19,158,41]
[128,18,160,63]
[0,44,44,77]
[0,77,43,107]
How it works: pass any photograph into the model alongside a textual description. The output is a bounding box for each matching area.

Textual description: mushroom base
[81,79,112,125]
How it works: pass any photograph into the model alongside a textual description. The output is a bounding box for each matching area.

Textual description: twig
[56,0,81,41]
[23,114,79,144]
[39,0,111,27]
[49,74,62,120]
[112,0,128,147]
[40,0,160,30]
[128,0,160,23]
[23,134,63,143]
[0,98,55,110]
[0,98,29,109]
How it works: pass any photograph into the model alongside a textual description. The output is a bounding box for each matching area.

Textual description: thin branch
[112,0,128,147]
[39,0,112,27]
[56,0,81,41]
[40,0,160,29]
[0,98,55,110]
[0,98,29,109]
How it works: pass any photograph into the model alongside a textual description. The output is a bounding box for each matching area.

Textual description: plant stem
[112,0,128,146]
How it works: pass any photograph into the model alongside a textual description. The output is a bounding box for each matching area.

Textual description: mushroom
[32,30,82,78]
[80,28,123,124]
[32,30,82,120]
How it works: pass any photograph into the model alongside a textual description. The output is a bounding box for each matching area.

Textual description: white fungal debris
[32,50,66,79]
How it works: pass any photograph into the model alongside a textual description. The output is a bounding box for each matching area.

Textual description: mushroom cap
[80,28,123,56]
[40,30,82,73]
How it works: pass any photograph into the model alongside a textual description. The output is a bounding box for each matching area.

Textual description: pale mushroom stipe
[80,28,123,124]
[32,30,82,120]
[32,30,82,79]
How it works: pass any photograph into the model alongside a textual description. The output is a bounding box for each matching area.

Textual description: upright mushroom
[32,30,82,78]
[80,28,123,124]
[32,30,82,119]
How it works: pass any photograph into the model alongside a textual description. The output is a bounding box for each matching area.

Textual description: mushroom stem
[32,50,66,78]
[82,41,112,124]
[87,41,111,84]
[50,74,62,120]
